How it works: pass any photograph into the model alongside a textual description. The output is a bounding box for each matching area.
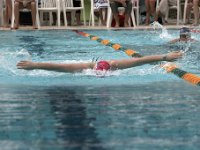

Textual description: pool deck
[0,23,195,31]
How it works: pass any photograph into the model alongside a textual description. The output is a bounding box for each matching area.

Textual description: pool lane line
[73,30,142,58]
[191,29,200,33]
[162,63,200,86]
[73,30,200,86]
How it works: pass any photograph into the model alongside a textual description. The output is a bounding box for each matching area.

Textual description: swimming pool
[0,29,200,150]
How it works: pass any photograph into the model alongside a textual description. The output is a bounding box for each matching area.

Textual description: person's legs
[28,1,37,29]
[154,0,169,24]
[149,0,156,21]
[75,11,82,25]
[73,0,82,25]
[185,1,193,24]
[66,12,72,25]
[110,1,120,27]
[124,0,132,27]
[14,1,21,29]
[193,0,199,25]
[5,0,12,27]
[145,0,151,24]
[99,8,107,26]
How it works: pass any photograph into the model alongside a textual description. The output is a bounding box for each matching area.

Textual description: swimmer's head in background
[180,27,191,38]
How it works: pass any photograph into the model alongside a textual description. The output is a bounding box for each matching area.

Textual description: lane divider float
[73,30,200,86]
[162,63,200,86]
[73,30,142,57]
[191,29,200,33]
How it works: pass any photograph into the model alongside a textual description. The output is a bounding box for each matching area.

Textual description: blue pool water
[0,29,200,150]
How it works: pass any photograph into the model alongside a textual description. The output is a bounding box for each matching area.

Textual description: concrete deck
[0,23,195,31]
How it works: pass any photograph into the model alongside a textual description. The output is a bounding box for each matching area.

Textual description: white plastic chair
[89,0,109,26]
[62,0,86,26]
[106,0,137,28]
[132,0,139,26]
[11,0,40,28]
[156,0,182,25]
[38,0,60,27]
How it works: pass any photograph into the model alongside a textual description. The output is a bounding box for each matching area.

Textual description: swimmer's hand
[17,60,36,70]
[163,51,183,61]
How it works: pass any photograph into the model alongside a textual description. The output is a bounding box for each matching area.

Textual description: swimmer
[169,27,197,44]
[17,51,183,73]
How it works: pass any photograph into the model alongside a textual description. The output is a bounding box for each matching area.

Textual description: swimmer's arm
[191,38,198,42]
[109,52,183,70]
[17,61,95,73]
[168,38,179,44]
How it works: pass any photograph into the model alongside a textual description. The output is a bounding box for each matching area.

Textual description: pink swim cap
[95,61,111,71]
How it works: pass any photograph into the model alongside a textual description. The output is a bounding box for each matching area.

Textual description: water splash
[151,21,172,39]
[0,49,32,75]
[182,42,191,53]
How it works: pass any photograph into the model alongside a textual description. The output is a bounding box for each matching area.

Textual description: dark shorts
[110,0,132,15]
[73,0,81,13]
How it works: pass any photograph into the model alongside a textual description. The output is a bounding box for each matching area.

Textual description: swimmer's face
[180,34,191,40]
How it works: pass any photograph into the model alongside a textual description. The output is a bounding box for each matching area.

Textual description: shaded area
[0,84,199,150]
[47,87,105,150]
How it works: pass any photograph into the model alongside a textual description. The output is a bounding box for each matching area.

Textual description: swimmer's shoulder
[168,38,180,44]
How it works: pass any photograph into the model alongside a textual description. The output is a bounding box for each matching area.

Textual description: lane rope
[73,30,200,86]
[73,30,142,57]
[191,29,200,33]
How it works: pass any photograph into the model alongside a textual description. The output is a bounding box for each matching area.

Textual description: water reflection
[0,86,105,150]
[47,87,105,150]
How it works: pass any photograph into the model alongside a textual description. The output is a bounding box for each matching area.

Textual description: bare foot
[145,19,150,25]
[13,24,19,30]
[33,25,38,29]
[115,23,119,28]
[124,23,129,27]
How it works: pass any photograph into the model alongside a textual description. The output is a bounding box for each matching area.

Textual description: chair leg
[49,12,53,26]
[177,6,180,25]
[39,12,42,25]
[131,9,136,27]
[82,9,86,26]
[71,11,75,25]
[91,9,95,26]
[36,11,40,28]
[136,8,139,26]
[35,0,40,28]
[165,9,169,22]
[106,7,112,28]
[89,11,92,26]
[183,0,188,24]
[11,0,15,28]
[63,11,68,27]
[57,10,60,27]
[0,0,3,26]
